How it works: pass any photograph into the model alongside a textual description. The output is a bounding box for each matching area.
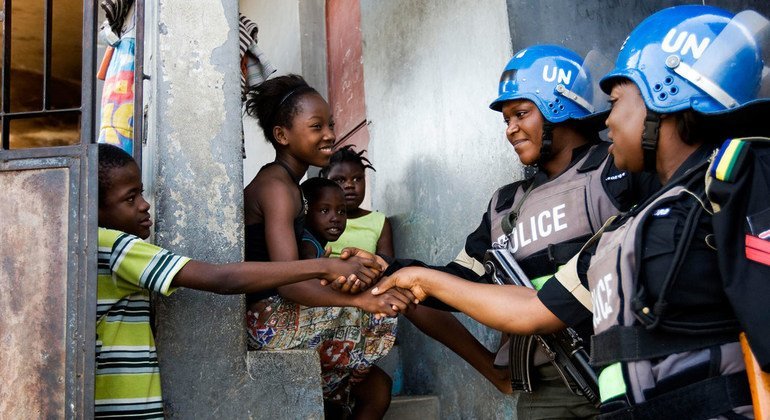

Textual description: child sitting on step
[299,177,348,259]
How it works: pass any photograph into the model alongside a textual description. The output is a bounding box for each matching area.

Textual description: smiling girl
[243,75,410,418]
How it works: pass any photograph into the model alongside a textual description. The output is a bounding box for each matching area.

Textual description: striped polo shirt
[96,228,189,419]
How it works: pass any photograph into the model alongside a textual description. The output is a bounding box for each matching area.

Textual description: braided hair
[319,144,375,178]
[244,74,320,145]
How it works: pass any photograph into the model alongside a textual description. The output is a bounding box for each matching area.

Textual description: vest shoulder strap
[577,141,610,173]
[494,180,526,212]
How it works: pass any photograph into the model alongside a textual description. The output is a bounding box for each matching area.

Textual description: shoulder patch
[710,139,749,183]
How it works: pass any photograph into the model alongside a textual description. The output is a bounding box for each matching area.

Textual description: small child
[299,177,347,260]
[95,143,380,418]
[320,145,394,258]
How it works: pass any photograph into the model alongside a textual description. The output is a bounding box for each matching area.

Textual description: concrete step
[384,395,440,420]
[246,349,324,419]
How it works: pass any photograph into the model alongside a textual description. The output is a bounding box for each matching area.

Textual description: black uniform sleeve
[709,143,770,372]
[536,248,594,329]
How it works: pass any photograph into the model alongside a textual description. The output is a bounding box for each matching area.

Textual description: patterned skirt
[246,295,398,401]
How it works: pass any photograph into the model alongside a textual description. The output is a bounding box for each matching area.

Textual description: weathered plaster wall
[359,1,519,417]
[147,0,251,417]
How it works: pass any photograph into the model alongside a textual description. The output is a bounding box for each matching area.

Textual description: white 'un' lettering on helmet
[542,65,573,85]
[661,28,711,60]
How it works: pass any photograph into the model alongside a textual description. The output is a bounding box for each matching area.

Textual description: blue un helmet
[600,5,770,170]
[490,45,609,162]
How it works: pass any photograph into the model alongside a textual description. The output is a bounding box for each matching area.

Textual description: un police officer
[375,6,770,419]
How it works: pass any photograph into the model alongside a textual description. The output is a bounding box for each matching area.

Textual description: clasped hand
[329,247,418,318]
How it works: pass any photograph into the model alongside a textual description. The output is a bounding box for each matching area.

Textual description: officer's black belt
[590,325,739,368]
[597,371,751,420]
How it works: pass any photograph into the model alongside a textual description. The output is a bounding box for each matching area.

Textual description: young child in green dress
[321,145,394,258]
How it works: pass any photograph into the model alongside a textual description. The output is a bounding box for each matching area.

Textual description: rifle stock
[484,249,600,407]
[740,332,770,419]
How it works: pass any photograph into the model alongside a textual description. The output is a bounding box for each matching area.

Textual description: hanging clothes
[97,0,136,155]
[239,13,277,158]
[239,14,276,98]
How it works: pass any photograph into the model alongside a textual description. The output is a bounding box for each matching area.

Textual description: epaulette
[709,138,750,183]
[706,137,770,213]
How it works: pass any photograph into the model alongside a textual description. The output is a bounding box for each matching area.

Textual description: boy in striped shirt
[96,144,382,418]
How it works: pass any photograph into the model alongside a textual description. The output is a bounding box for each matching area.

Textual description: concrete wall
[359,1,519,417]
[146,0,254,417]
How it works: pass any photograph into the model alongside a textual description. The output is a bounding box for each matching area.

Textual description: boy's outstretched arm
[371,266,566,336]
[172,256,380,295]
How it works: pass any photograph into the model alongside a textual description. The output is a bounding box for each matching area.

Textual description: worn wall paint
[360,0,519,417]
[154,0,241,251]
[149,0,253,418]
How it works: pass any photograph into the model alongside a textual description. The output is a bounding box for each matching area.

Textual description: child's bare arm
[171,256,380,294]
[257,175,385,306]
[375,217,395,259]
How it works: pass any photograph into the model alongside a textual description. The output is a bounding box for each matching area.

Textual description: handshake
[327,248,422,319]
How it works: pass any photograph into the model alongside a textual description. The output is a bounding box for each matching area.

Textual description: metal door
[0,0,97,417]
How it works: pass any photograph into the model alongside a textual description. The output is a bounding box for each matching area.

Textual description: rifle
[483,249,600,407]
[740,332,770,419]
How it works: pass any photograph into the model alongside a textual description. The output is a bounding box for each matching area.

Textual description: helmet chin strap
[642,111,660,172]
[538,121,555,164]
